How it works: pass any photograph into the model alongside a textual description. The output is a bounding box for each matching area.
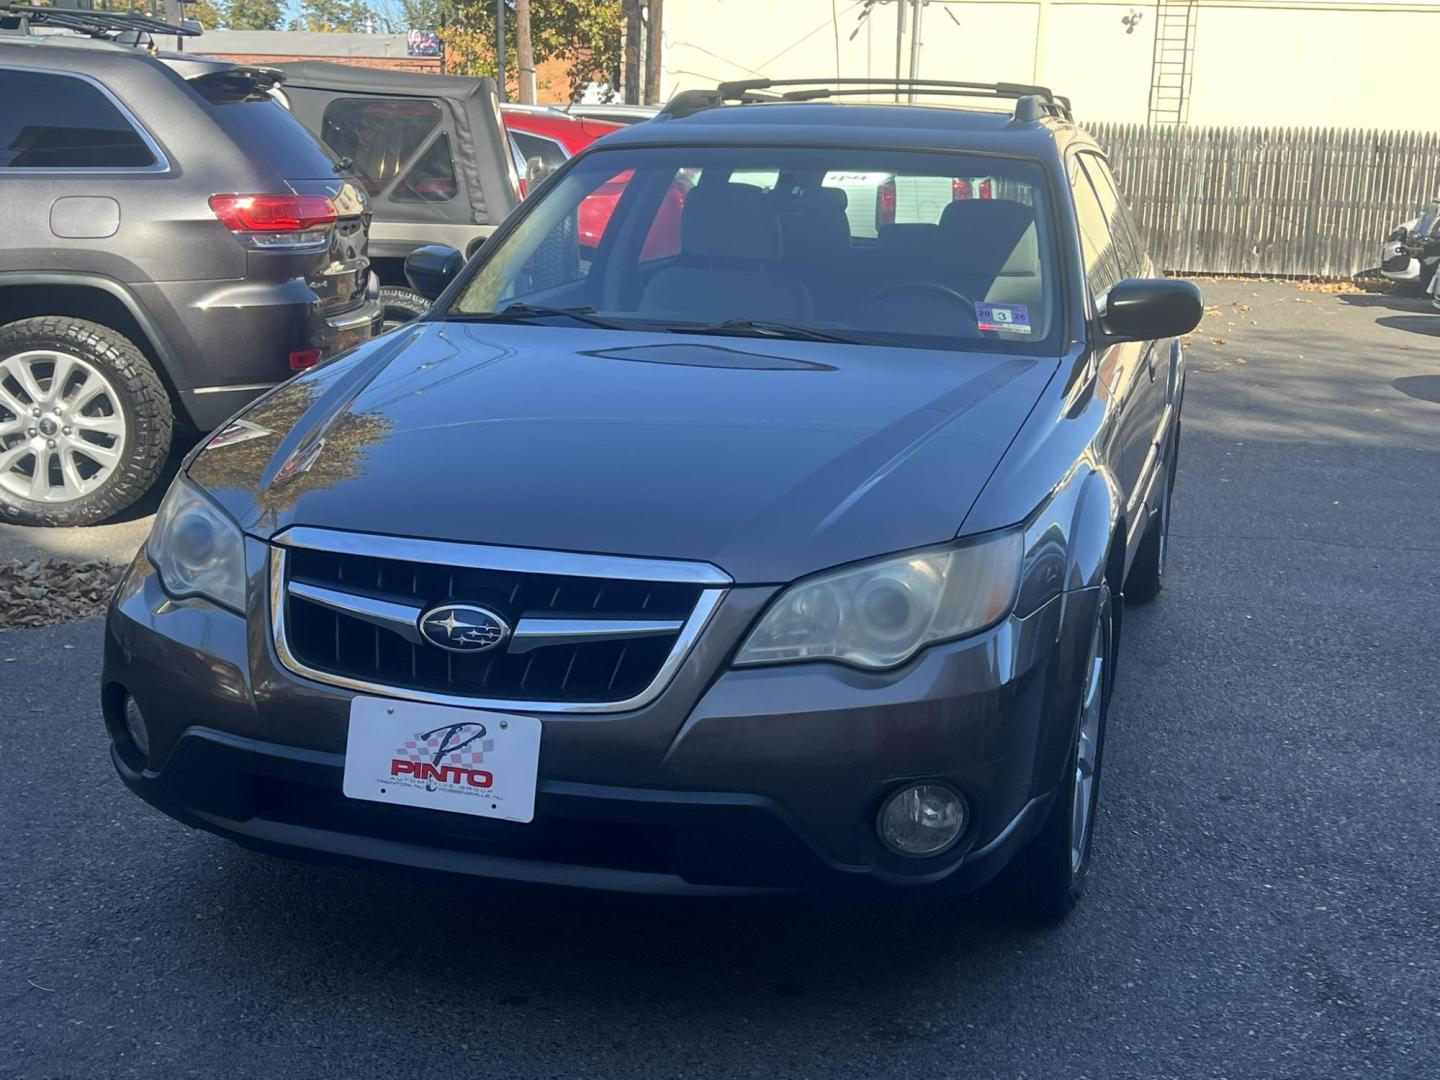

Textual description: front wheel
[0,317,172,526]
[984,584,1115,922]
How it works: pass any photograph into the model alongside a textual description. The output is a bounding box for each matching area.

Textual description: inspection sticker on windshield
[344,697,541,823]
[976,302,1032,334]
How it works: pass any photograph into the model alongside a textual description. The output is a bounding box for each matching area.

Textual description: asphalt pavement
[2,281,1437,1080]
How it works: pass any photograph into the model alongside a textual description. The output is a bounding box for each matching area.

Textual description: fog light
[123,695,150,759]
[878,783,967,857]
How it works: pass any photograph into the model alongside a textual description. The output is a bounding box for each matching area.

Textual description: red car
[502,105,686,258]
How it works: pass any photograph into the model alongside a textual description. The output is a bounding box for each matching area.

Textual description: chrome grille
[270,528,729,712]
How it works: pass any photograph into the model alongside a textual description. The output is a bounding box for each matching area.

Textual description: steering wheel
[852,281,981,335]
[862,282,977,311]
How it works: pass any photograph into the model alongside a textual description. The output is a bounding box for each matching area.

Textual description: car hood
[191,323,1056,584]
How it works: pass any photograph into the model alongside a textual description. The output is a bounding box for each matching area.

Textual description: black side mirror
[405,244,466,301]
[1099,279,1203,342]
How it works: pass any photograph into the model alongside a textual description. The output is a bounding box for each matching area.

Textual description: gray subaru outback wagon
[0,7,381,525]
[104,78,1202,919]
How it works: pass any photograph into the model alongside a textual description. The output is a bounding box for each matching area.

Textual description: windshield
[448,145,1060,351]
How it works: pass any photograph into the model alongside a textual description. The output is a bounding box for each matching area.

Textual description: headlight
[146,476,247,613]
[733,530,1023,670]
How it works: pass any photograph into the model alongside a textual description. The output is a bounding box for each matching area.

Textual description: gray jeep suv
[0,7,381,525]
[104,78,1202,920]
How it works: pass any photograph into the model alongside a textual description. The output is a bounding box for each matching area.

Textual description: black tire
[1125,423,1179,604]
[0,317,172,527]
[983,584,1115,923]
[379,286,430,330]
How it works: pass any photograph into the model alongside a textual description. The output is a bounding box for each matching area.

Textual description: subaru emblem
[418,603,511,654]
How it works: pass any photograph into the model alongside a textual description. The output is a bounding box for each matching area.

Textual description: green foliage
[221,0,284,30]
[188,0,223,30]
[289,0,377,32]
[440,0,621,101]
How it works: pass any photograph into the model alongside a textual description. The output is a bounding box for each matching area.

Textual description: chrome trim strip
[192,382,279,396]
[270,548,728,714]
[507,617,686,655]
[0,65,170,174]
[288,580,422,644]
[273,526,732,586]
[326,305,382,331]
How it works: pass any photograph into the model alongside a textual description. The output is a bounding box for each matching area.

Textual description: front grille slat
[278,542,714,706]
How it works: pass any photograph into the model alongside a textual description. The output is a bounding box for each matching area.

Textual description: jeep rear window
[452,145,1060,353]
[0,70,154,169]
[206,96,342,180]
[320,97,445,196]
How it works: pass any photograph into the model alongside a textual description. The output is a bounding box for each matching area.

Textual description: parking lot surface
[2,281,1437,1080]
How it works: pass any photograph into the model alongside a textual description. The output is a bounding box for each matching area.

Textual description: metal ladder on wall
[1147,0,1198,124]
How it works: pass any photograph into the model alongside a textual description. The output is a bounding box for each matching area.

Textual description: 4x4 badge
[418,604,511,654]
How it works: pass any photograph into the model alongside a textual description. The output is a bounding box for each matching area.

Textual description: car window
[392,133,458,202]
[451,146,1059,353]
[1079,154,1145,278]
[210,96,341,180]
[0,69,154,169]
[511,130,569,171]
[1071,158,1123,299]
[320,98,443,195]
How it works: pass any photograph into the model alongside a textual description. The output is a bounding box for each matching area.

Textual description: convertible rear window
[452,145,1059,352]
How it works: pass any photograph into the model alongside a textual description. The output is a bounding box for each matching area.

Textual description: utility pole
[623,0,642,105]
[494,0,506,102]
[644,0,664,105]
[515,0,536,104]
[893,0,905,102]
[906,0,924,101]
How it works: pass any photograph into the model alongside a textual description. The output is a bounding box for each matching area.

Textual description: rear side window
[321,97,444,195]
[0,69,154,169]
[208,97,340,180]
[392,132,458,202]
[511,131,568,172]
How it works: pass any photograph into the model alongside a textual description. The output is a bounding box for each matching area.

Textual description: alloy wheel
[1069,614,1107,875]
[0,349,128,504]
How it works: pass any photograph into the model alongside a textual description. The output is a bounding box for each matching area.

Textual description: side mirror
[1099,279,1204,342]
[525,155,553,190]
[404,244,465,301]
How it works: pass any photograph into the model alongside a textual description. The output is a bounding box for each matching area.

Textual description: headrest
[779,185,851,256]
[939,199,1036,245]
[681,183,782,261]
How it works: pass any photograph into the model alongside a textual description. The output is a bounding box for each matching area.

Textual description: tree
[188,0,223,30]
[441,0,621,102]
[221,0,284,30]
[289,0,377,32]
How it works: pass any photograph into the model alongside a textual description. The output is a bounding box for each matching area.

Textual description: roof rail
[660,77,1072,122]
[0,2,199,42]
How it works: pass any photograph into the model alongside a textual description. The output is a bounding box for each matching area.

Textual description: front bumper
[103,553,1099,896]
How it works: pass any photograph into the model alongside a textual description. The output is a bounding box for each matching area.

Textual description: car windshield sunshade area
[451,145,1061,351]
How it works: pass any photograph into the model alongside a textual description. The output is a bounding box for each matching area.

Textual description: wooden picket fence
[1088,124,1440,278]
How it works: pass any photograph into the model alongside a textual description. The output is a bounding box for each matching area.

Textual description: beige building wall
[662,0,1440,128]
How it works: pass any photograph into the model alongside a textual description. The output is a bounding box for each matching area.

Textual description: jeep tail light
[209,193,337,249]
[289,349,323,371]
[952,178,972,201]
[875,178,896,229]
[978,177,993,200]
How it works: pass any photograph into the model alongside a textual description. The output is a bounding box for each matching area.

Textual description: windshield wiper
[450,304,625,330]
[685,319,861,344]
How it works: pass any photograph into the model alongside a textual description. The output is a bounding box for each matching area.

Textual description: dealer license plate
[343,697,541,823]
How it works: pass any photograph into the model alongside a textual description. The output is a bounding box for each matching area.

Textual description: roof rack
[0,2,199,43]
[661,77,1072,123]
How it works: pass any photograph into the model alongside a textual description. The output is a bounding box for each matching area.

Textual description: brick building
[198,31,577,103]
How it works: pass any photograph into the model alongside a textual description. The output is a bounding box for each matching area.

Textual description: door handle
[1146,346,1159,382]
